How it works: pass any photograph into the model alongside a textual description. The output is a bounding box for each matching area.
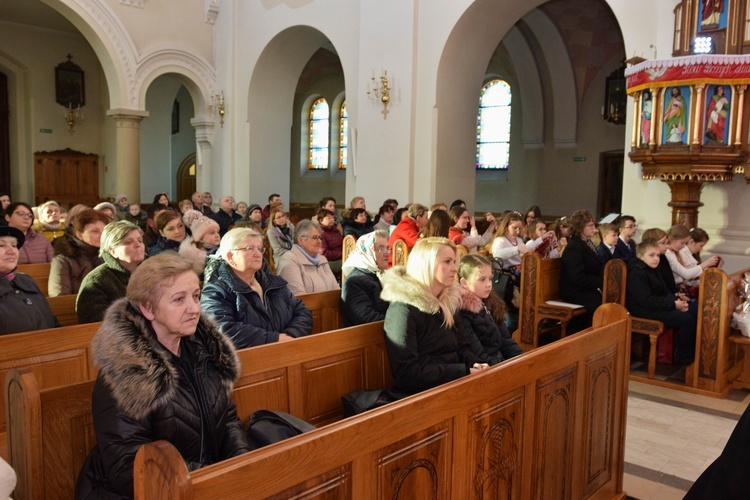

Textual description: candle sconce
[209,91,225,127]
[367,71,391,118]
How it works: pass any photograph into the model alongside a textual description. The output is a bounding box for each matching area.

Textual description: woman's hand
[278,333,295,342]
[517,245,530,254]
[674,299,689,312]
[470,363,490,374]
[558,236,568,248]
[700,255,721,269]
[485,213,496,224]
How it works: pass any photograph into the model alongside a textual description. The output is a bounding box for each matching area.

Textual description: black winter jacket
[457,288,523,365]
[381,267,481,395]
[75,299,250,499]
[0,273,58,334]
[340,267,389,326]
[626,258,677,319]
[200,260,312,348]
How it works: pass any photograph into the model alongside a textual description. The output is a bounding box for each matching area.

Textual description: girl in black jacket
[457,254,523,365]
[380,237,488,395]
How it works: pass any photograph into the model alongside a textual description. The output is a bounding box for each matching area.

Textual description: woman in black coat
[340,230,390,325]
[76,253,250,499]
[200,227,312,348]
[380,237,488,395]
[559,210,603,328]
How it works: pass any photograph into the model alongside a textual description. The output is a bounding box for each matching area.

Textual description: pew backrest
[47,294,78,327]
[341,234,356,280]
[17,263,51,297]
[135,304,632,499]
[298,289,342,334]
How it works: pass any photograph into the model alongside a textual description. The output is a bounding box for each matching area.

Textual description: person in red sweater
[387,203,428,265]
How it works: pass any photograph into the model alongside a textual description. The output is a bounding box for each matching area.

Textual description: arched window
[476,80,511,170]
[338,100,348,169]
[309,98,330,169]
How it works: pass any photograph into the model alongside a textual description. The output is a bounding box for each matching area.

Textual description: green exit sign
[573,156,586,162]
[39,128,53,134]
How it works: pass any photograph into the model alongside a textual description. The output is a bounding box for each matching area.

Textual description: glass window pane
[309,98,330,169]
[476,80,511,170]
[339,101,347,169]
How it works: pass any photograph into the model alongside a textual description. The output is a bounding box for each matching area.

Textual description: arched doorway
[176,152,196,202]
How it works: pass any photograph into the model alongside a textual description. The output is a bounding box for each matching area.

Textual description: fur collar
[380,266,462,316]
[91,298,240,421]
[459,287,483,313]
[179,237,208,272]
[53,234,98,259]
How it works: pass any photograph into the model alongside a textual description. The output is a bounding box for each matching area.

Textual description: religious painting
[697,0,727,32]
[662,86,691,146]
[704,84,730,145]
[55,56,85,108]
[639,90,652,147]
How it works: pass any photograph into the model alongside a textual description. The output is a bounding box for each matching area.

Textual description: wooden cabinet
[34,149,99,208]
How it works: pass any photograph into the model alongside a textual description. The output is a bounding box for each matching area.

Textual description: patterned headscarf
[342,231,383,276]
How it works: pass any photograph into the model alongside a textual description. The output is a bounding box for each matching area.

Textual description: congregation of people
[0,188,724,498]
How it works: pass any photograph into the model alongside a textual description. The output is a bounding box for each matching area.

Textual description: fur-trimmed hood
[53,233,98,259]
[459,286,483,313]
[91,298,240,421]
[380,266,462,317]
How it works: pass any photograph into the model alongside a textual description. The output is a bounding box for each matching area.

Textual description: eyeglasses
[625,224,638,229]
[302,235,323,241]
[13,211,33,219]
[375,245,391,254]
[233,246,265,254]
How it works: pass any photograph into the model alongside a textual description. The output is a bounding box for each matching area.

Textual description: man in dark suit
[559,210,603,331]
[613,215,637,261]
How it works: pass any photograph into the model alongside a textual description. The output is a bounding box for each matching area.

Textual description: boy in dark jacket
[626,241,697,365]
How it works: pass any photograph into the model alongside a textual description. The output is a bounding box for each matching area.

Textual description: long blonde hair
[406,237,458,327]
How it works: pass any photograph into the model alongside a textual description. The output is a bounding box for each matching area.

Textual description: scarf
[342,232,382,276]
[273,225,293,250]
[295,244,321,266]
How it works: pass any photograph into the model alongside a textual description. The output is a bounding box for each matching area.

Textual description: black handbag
[491,258,516,305]
[246,410,316,450]
[341,389,405,417]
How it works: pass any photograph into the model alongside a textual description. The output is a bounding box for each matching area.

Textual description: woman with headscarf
[340,230,390,326]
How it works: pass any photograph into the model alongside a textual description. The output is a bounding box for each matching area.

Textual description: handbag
[341,389,405,417]
[246,410,316,450]
[491,258,517,306]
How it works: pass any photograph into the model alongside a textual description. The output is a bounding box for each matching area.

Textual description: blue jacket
[200,260,312,348]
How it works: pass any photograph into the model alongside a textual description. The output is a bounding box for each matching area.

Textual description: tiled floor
[623,380,750,499]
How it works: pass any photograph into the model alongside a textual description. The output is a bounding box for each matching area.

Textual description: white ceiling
[0,0,79,34]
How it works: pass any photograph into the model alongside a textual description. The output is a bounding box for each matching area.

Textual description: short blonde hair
[100,221,143,258]
[127,252,197,309]
[219,227,263,260]
[406,237,458,327]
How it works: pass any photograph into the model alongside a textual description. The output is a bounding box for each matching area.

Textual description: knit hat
[183,209,219,243]
[115,194,128,205]
[93,202,117,216]
[247,204,262,216]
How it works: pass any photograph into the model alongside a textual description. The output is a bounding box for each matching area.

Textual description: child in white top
[491,213,528,269]
[524,219,559,259]
[665,224,720,286]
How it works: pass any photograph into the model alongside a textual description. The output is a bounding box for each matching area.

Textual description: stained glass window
[476,80,511,170]
[309,98,330,169]
[339,100,348,169]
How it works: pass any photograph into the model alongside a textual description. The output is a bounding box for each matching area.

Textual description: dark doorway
[0,71,9,195]
[176,153,196,203]
[597,150,624,219]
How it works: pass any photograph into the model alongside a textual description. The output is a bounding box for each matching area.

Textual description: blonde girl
[490,212,528,270]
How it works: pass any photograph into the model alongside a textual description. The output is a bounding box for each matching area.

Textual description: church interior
[2,0,750,497]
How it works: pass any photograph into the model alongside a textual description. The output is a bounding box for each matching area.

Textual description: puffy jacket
[387,217,419,265]
[49,234,103,296]
[341,218,373,240]
[276,245,340,296]
[17,228,53,264]
[75,299,250,498]
[0,273,58,335]
[626,258,677,319]
[200,260,312,349]
[319,223,343,261]
[147,236,180,257]
[457,287,523,366]
[340,267,388,326]
[380,267,481,395]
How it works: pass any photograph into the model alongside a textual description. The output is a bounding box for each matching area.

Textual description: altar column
[106,108,149,202]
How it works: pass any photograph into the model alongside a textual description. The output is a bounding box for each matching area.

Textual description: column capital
[107,108,149,127]
[190,118,216,147]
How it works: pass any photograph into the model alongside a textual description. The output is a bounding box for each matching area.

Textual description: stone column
[106,108,149,202]
[190,119,215,193]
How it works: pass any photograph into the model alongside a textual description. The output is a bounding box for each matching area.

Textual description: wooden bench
[514,252,586,351]
[297,289,342,334]
[46,294,78,327]
[392,238,409,266]
[17,263,51,297]
[601,259,665,379]
[728,333,750,390]
[133,304,631,499]
[341,234,356,280]
[6,321,390,499]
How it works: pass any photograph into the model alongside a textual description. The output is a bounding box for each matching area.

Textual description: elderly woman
[147,210,186,256]
[49,209,109,297]
[76,221,146,324]
[340,230,390,326]
[5,202,53,264]
[559,209,603,329]
[201,228,312,348]
[266,206,295,259]
[380,237,487,395]
[75,253,250,498]
[276,220,340,295]
[32,200,66,243]
[0,226,58,334]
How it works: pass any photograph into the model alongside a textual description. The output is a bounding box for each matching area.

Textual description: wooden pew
[456,244,469,261]
[392,238,409,266]
[601,259,665,379]
[297,289,342,334]
[46,294,78,327]
[134,304,631,499]
[341,234,356,280]
[17,263,51,297]
[6,321,390,499]
[514,252,586,351]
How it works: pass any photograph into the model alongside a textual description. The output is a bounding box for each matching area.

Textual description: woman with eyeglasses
[4,202,53,264]
[340,230,391,326]
[200,228,312,348]
[266,206,295,260]
[276,220,340,296]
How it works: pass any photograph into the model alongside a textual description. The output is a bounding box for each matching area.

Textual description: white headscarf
[342,231,383,276]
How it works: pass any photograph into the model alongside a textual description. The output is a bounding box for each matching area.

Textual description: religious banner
[626,55,750,94]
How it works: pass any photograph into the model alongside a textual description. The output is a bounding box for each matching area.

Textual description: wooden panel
[47,294,78,326]
[17,263,51,297]
[466,388,525,499]
[374,422,451,499]
[34,150,99,208]
[298,289,342,334]
[231,368,289,422]
[302,350,366,426]
[534,365,576,500]
[268,464,351,500]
